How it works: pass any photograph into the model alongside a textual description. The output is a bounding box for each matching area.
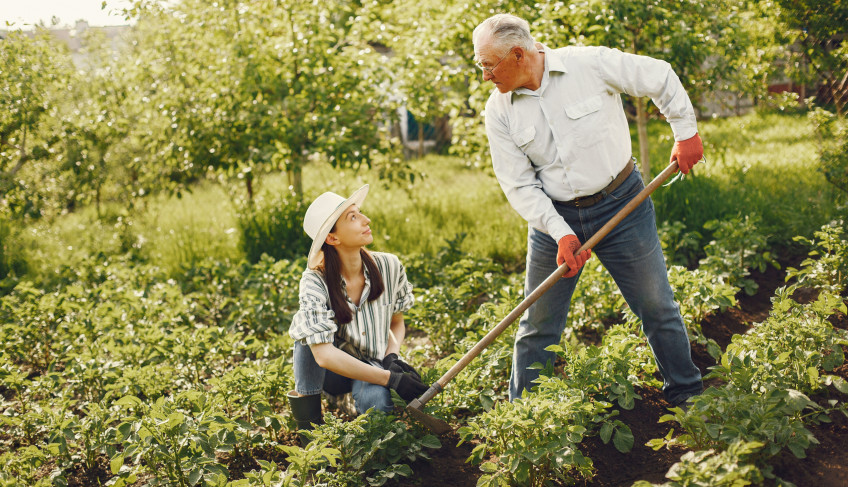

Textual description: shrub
[0,217,28,291]
[787,219,848,294]
[237,189,310,264]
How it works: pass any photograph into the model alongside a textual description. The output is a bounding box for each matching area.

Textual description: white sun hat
[303,184,369,269]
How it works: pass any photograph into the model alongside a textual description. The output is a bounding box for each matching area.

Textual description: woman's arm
[385,313,406,356]
[310,342,391,386]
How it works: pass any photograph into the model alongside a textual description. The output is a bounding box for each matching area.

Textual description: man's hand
[556,235,591,278]
[670,133,703,174]
[387,370,429,401]
[382,353,422,382]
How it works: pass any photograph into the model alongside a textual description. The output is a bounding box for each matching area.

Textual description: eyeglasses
[475,47,516,75]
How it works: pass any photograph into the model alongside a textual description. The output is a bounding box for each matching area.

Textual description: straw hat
[303,184,369,269]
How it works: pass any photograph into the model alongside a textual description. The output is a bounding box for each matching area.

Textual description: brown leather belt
[554,158,635,208]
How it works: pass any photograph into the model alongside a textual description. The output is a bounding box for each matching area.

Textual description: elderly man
[472,13,703,407]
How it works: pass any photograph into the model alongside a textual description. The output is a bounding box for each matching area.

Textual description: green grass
[645,112,847,246]
[20,111,848,278]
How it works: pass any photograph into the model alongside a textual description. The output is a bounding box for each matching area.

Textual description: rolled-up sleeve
[392,262,415,314]
[289,271,337,345]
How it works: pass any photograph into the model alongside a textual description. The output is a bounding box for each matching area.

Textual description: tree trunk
[287,166,303,196]
[245,171,254,202]
[635,97,651,180]
[417,122,424,159]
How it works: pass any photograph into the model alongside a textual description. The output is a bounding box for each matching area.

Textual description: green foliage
[653,387,822,460]
[458,383,600,487]
[552,322,659,411]
[698,215,779,295]
[658,220,704,268]
[710,290,848,395]
[567,261,624,341]
[0,29,77,221]
[634,440,767,487]
[774,0,848,115]
[0,217,27,291]
[236,189,310,264]
[809,108,848,194]
[305,411,440,486]
[113,393,232,486]
[787,219,848,294]
[667,265,738,345]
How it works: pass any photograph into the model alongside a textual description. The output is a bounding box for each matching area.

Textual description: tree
[774,0,848,115]
[0,29,76,219]
[119,0,399,197]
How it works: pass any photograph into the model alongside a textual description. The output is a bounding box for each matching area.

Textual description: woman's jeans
[509,169,703,405]
[293,341,394,414]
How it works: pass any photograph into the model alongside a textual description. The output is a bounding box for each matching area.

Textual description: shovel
[406,160,683,434]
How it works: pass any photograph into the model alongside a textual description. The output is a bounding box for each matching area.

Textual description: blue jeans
[293,341,394,414]
[509,169,703,405]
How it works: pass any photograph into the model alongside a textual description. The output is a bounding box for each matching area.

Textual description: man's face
[475,38,521,93]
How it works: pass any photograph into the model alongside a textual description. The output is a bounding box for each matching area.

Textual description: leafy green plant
[667,265,738,345]
[652,386,823,459]
[113,392,234,486]
[458,379,602,487]
[554,321,660,410]
[786,219,848,294]
[634,440,767,487]
[567,261,625,341]
[307,411,440,486]
[236,189,310,264]
[0,446,51,487]
[698,215,780,295]
[659,220,704,267]
[710,290,848,394]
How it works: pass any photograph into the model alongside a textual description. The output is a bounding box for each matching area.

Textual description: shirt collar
[510,44,564,103]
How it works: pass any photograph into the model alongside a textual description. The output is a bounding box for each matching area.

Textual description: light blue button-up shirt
[484,45,698,242]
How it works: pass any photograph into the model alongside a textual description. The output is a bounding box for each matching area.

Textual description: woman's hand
[386,370,428,401]
[382,353,422,381]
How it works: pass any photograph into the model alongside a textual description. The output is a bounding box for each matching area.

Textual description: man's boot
[287,391,323,444]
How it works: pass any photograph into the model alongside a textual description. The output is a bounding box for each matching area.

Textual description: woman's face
[327,204,373,249]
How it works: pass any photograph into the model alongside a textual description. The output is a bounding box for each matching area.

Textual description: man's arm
[485,102,574,242]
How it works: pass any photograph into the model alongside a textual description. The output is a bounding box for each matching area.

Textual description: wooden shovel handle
[430,161,680,393]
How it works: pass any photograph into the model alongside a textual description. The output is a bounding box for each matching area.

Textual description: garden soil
[388,259,848,487]
[58,259,847,486]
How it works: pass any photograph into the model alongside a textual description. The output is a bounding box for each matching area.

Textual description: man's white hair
[472,13,536,55]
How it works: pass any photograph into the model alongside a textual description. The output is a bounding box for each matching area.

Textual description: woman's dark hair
[321,243,384,325]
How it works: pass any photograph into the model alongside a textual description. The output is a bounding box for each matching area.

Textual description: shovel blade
[406,399,452,435]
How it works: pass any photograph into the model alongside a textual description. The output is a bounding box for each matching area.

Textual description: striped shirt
[289,251,415,364]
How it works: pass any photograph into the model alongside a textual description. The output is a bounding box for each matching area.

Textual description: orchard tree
[0,29,76,219]
[120,0,398,198]
[774,0,848,115]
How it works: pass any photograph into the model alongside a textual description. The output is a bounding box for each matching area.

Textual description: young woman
[287,184,428,434]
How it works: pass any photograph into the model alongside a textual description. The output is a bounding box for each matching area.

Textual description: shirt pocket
[509,125,551,167]
[564,95,604,148]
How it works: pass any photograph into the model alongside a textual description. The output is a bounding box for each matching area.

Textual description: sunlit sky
[1,0,134,28]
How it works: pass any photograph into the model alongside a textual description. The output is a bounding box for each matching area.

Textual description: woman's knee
[353,385,393,414]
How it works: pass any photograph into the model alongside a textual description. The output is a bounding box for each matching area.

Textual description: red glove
[670,133,703,174]
[556,235,591,278]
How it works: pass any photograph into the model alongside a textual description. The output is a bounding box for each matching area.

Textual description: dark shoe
[287,391,323,444]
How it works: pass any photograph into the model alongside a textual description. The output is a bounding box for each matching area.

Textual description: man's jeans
[509,169,703,405]
[293,341,394,414]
